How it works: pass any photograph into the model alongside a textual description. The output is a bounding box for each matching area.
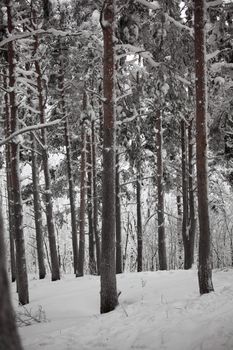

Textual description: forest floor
[13,269,233,350]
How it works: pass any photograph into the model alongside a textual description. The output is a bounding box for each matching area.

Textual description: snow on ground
[12,269,233,350]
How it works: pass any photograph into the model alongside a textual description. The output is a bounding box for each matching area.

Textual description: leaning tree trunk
[92,120,101,275]
[115,150,122,273]
[0,200,24,350]
[77,119,87,277]
[3,67,16,283]
[156,110,167,270]
[100,0,118,314]
[34,34,60,281]
[194,0,214,294]
[31,133,46,279]
[6,0,29,305]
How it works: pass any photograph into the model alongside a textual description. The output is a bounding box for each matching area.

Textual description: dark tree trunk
[31,133,46,279]
[156,110,167,270]
[87,133,96,274]
[65,117,79,275]
[92,121,101,275]
[115,151,122,273]
[0,201,24,350]
[188,118,196,267]
[77,121,87,277]
[194,0,214,294]
[181,120,190,269]
[3,67,16,283]
[176,178,183,269]
[100,0,118,313]
[58,45,79,275]
[34,34,60,281]
[6,0,29,305]
[136,172,143,272]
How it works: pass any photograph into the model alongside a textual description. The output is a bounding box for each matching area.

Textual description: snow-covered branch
[165,14,194,36]
[206,0,223,8]
[135,0,160,10]
[0,28,82,47]
[0,120,62,147]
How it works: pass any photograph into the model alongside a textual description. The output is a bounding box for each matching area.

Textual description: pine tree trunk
[100,0,118,313]
[92,121,101,275]
[34,35,60,281]
[176,178,183,269]
[156,110,167,270]
[58,45,79,275]
[65,117,79,275]
[194,0,214,294]
[188,118,196,267]
[6,0,29,305]
[77,121,87,277]
[0,200,24,350]
[87,133,96,274]
[181,120,190,269]
[3,67,16,283]
[136,172,143,272]
[115,151,122,273]
[31,133,46,279]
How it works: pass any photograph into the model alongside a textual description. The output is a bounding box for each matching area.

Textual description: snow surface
[13,270,233,350]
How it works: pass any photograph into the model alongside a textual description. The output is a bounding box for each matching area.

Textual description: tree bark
[58,44,79,275]
[188,118,196,268]
[156,110,167,270]
[116,150,122,273]
[6,0,29,305]
[194,0,214,294]
[77,119,87,277]
[136,172,143,272]
[100,0,118,313]
[92,121,101,275]
[65,117,79,275]
[31,133,46,279]
[34,34,60,281]
[87,133,96,274]
[0,200,24,350]
[3,67,16,283]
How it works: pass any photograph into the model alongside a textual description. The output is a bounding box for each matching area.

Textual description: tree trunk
[58,44,79,275]
[34,34,60,281]
[176,178,183,269]
[136,172,143,272]
[116,150,122,273]
[0,200,24,350]
[92,121,101,275]
[188,117,196,267]
[194,0,214,294]
[181,119,190,269]
[77,120,87,277]
[65,117,79,275]
[6,0,29,305]
[3,67,16,283]
[31,133,46,279]
[100,0,118,313]
[87,133,96,274]
[156,110,167,270]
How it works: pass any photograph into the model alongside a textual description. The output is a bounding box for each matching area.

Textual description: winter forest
[1,0,233,349]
